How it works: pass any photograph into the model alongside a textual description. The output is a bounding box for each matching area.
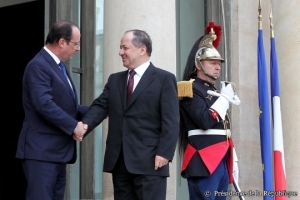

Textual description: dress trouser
[22,159,67,200]
[112,149,167,200]
[187,157,229,200]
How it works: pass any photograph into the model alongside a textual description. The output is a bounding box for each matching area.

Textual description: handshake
[73,121,88,141]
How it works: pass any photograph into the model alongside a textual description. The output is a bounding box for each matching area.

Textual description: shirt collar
[43,46,60,65]
[131,61,150,77]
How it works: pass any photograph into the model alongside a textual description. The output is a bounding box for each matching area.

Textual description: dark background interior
[0,1,45,199]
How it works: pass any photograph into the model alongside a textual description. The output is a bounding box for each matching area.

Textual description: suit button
[120,134,122,136]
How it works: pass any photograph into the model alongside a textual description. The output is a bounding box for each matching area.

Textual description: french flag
[271,32,287,199]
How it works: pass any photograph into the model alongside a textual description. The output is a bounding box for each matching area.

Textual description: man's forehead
[120,37,133,45]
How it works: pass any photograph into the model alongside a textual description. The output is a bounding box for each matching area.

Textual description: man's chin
[213,75,219,79]
[123,63,131,68]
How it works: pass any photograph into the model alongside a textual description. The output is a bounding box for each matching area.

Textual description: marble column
[272,1,300,193]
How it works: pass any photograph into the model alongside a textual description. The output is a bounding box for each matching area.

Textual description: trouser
[112,149,167,200]
[187,158,229,200]
[22,159,66,200]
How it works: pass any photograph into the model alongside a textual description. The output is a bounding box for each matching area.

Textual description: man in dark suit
[81,29,179,200]
[15,20,89,200]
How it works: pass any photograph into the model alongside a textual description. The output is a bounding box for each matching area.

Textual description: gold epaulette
[177,79,195,100]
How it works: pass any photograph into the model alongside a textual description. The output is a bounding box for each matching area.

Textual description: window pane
[94,0,104,199]
[68,1,81,200]
[176,0,205,199]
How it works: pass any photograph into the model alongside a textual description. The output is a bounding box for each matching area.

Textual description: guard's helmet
[195,46,224,63]
[195,22,225,63]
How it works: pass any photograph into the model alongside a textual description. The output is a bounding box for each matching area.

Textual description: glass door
[176,0,206,199]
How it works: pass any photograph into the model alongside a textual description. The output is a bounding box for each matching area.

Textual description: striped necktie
[127,70,136,105]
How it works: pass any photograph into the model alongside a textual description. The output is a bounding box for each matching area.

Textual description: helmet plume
[205,21,222,48]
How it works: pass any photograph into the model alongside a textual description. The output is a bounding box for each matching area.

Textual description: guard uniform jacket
[180,77,234,183]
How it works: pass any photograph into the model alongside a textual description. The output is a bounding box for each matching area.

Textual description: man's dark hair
[45,20,79,45]
[125,29,152,56]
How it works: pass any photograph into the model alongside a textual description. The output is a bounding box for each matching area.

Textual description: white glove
[209,82,230,120]
[210,96,229,120]
[233,147,239,184]
[207,81,241,105]
[220,81,235,100]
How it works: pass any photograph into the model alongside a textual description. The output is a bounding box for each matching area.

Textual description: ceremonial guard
[178,22,241,200]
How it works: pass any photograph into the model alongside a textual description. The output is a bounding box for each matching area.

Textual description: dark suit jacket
[82,63,180,176]
[16,48,89,164]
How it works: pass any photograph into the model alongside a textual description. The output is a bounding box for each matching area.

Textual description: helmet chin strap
[198,61,217,81]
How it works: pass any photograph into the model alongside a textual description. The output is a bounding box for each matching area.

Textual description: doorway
[0,1,45,199]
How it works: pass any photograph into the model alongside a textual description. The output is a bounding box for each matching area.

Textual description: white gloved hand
[220,81,235,100]
[207,81,241,105]
[209,81,231,120]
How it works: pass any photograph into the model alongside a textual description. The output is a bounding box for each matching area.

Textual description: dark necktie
[127,70,136,105]
[59,62,69,79]
[59,62,75,97]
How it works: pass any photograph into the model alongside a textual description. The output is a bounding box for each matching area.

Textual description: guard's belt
[188,129,231,138]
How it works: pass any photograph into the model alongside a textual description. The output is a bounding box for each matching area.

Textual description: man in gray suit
[82,29,179,200]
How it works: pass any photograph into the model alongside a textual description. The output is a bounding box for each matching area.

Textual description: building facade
[2,0,299,199]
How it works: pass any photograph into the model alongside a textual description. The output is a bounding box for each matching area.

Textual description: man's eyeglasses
[68,40,80,47]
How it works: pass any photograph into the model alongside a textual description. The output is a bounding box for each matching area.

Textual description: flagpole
[270,4,288,200]
[220,0,228,81]
[257,0,274,199]
[269,6,274,38]
[258,0,262,30]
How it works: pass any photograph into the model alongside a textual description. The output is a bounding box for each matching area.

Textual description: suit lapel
[55,62,78,105]
[126,64,155,109]
[40,49,78,106]
[118,71,129,110]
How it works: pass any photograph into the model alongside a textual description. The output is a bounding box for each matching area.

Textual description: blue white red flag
[271,34,287,200]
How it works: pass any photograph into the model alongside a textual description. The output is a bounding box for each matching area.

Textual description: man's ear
[58,38,65,48]
[140,45,147,55]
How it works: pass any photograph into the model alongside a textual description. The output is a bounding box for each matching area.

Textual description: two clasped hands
[73,121,88,141]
